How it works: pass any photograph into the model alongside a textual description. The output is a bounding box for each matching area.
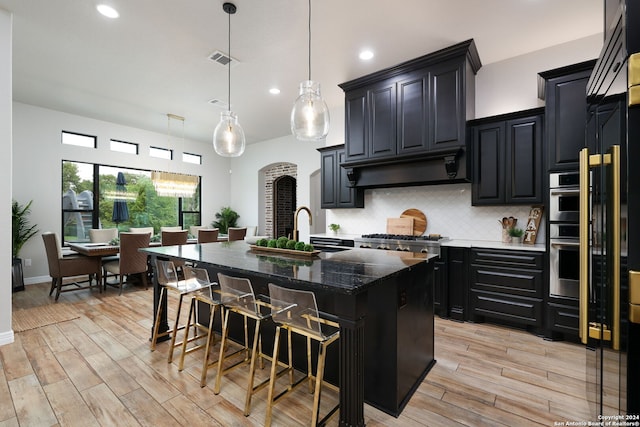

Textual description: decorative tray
[249,245,320,257]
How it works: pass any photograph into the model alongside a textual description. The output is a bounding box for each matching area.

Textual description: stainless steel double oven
[549,171,580,299]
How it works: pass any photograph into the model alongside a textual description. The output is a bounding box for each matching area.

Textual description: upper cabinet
[538,60,597,172]
[318,145,364,209]
[339,40,481,189]
[470,108,544,206]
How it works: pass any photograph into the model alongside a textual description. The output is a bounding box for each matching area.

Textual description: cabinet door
[345,89,367,161]
[448,247,468,321]
[430,60,464,150]
[397,71,430,155]
[505,114,543,204]
[472,121,505,205]
[546,70,591,171]
[320,150,337,208]
[368,82,396,158]
[337,149,364,208]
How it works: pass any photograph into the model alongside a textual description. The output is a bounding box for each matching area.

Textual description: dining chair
[42,232,102,301]
[88,228,118,243]
[197,228,219,243]
[102,232,150,295]
[264,283,340,426]
[160,226,183,232]
[161,230,188,246]
[227,227,247,242]
[129,227,154,236]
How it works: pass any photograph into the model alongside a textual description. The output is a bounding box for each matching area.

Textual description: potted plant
[507,227,525,243]
[211,206,239,234]
[12,200,39,292]
[328,223,340,234]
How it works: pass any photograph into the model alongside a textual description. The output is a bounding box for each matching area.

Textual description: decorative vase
[502,229,512,243]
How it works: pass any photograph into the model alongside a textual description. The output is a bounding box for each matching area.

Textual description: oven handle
[550,188,581,196]
[550,241,580,247]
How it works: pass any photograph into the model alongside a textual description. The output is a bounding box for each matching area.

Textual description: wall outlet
[24,258,31,267]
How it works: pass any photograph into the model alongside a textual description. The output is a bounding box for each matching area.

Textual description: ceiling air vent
[208,50,238,66]
[208,99,229,110]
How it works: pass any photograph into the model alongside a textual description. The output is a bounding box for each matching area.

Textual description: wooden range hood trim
[342,147,465,188]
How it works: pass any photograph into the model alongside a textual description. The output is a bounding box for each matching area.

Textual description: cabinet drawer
[471,248,544,269]
[546,302,579,335]
[470,265,542,298]
[470,289,542,327]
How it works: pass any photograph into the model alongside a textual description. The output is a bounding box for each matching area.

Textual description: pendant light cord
[307,0,311,81]
[227,9,231,111]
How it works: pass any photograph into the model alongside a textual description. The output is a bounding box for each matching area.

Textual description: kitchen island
[142,241,437,427]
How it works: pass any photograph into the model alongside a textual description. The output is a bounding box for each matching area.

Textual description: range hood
[341,146,469,189]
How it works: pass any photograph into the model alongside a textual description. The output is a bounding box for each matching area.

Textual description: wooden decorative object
[523,206,544,245]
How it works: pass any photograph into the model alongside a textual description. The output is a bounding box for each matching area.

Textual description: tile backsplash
[326,183,546,242]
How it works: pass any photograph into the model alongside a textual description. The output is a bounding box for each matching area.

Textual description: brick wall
[264,163,297,238]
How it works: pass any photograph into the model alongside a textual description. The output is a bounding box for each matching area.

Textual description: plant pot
[12,257,25,292]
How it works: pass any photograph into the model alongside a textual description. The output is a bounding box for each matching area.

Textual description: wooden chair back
[118,232,150,275]
[227,227,247,242]
[161,230,188,246]
[198,229,219,243]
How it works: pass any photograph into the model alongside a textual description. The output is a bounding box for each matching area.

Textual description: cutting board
[386,217,414,235]
[400,209,427,236]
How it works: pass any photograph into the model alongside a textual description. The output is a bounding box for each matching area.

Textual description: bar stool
[176,268,222,387]
[150,260,216,365]
[214,273,275,416]
[264,283,340,427]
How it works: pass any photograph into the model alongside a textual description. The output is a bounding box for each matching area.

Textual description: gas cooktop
[360,233,449,241]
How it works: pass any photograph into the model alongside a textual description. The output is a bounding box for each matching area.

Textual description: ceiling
[1,0,603,146]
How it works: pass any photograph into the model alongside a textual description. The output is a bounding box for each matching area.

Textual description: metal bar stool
[264,283,340,427]
[176,267,222,387]
[150,260,216,365]
[214,273,277,416]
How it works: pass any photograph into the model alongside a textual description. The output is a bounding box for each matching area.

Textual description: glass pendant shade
[213,110,246,157]
[291,80,330,141]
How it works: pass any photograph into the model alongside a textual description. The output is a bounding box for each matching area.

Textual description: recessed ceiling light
[269,88,281,95]
[359,50,374,60]
[97,4,119,19]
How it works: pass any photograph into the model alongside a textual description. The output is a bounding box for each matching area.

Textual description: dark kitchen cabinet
[471,108,544,205]
[340,40,480,164]
[318,145,364,209]
[433,249,448,318]
[469,248,544,330]
[434,246,468,321]
[538,60,596,172]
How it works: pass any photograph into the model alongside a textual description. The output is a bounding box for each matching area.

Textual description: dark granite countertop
[141,241,436,295]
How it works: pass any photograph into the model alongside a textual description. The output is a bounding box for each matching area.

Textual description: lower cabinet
[469,248,544,330]
[434,247,468,321]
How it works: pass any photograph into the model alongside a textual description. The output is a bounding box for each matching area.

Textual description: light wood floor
[2,282,593,426]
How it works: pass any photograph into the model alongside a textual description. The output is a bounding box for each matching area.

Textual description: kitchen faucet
[293,206,312,242]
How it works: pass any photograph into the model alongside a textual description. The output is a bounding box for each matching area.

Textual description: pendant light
[213,2,246,157]
[291,0,330,141]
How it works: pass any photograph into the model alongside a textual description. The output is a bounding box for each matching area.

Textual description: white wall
[12,102,232,283]
[1,8,14,345]
[475,34,602,118]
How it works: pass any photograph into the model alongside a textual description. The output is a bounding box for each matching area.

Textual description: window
[182,152,202,165]
[62,131,96,148]
[61,160,201,243]
[110,139,138,154]
[150,146,173,160]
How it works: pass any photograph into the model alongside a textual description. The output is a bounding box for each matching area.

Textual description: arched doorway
[261,162,297,238]
[273,175,296,238]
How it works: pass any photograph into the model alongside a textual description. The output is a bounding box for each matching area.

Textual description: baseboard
[25,275,51,285]
[0,330,15,346]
